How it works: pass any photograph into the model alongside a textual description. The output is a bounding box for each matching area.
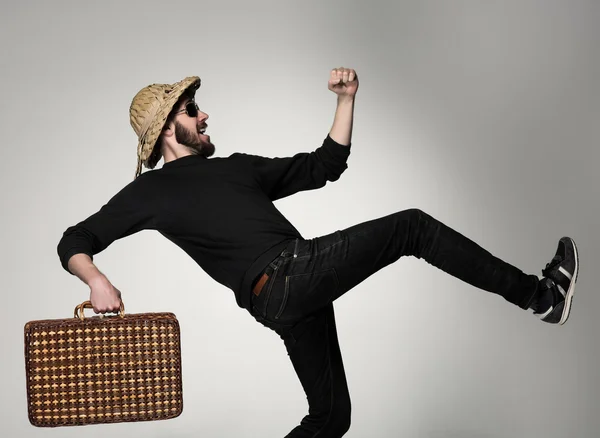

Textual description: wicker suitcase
[24,300,183,427]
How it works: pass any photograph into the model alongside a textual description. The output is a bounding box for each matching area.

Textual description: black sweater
[57,134,351,311]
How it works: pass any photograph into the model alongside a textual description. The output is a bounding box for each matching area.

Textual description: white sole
[559,237,579,325]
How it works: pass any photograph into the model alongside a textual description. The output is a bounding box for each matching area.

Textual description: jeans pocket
[251,261,281,319]
[274,268,339,322]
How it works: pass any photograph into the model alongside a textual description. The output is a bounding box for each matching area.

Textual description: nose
[197,111,208,122]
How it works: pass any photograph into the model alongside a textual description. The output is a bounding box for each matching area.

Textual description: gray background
[2,0,598,437]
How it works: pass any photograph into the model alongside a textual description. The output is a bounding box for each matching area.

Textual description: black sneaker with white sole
[530,236,579,325]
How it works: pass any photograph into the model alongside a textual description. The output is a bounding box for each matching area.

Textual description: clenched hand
[328,67,359,98]
[88,274,122,314]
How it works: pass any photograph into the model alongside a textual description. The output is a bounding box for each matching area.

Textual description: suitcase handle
[74,300,125,321]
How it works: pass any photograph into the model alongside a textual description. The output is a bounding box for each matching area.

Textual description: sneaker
[532,236,579,325]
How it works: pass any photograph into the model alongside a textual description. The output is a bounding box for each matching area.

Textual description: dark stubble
[174,120,215,158]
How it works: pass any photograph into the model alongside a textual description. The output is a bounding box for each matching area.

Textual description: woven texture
[129,76,201,180]
[24,303,183,427]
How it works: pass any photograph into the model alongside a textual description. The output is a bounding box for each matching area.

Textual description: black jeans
[249,208,539,437]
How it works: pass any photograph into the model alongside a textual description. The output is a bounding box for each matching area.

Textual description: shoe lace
[542,255,563,279]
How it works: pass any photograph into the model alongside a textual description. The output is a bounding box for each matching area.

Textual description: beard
[174,120,215,158]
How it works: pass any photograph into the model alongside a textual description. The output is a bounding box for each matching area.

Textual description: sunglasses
[174,100,200,118]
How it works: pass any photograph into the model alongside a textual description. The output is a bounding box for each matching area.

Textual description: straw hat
[129,76,201,179]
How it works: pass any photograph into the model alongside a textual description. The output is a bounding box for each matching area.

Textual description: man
[57,68,579,438]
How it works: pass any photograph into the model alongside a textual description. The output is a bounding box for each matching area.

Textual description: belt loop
[293,238,299,258]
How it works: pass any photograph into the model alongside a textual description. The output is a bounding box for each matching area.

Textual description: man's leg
[267,208,541,324]
[279,303,351,438]
[332,208,539,308]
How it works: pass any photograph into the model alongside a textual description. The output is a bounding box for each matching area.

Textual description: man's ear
[162,121,174,137]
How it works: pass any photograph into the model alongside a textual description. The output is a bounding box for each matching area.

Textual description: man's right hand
[88,274,122,314]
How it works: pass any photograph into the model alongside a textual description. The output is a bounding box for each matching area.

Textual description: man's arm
[68,253,102,285]
[57,177,157,274]
[230,68,358,201]
[329,95,355,146]
[328,67,358,146]
[233,134,351,201]
[58,177,156,312]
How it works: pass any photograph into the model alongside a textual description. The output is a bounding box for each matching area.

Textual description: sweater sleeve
[57,178,158,275]
[232,134,351,201]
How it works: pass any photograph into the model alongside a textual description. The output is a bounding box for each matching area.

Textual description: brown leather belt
[252,260,279,296]
[252,272,270,296]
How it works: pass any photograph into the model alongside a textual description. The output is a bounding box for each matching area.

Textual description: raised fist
[328,67,359,98]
